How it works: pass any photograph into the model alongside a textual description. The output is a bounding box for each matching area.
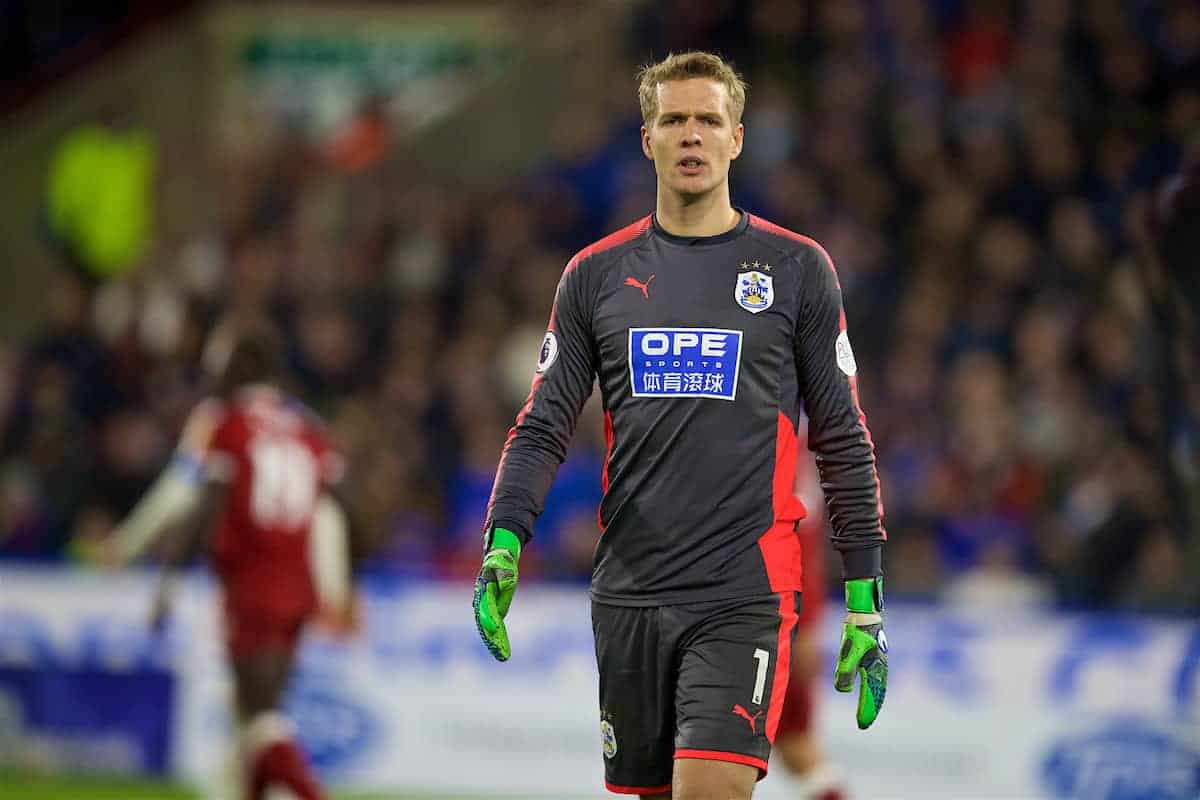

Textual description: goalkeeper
[476,51,887,800]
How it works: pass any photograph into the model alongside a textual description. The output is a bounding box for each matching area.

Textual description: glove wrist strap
[489,526,522,559]
[845,576,883,613]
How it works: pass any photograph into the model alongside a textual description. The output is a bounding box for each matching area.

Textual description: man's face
[642,78,744,200]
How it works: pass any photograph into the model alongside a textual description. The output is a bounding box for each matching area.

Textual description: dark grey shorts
[591,591,801,794]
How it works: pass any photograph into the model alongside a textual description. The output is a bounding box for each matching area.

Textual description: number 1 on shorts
[752,647,769,705]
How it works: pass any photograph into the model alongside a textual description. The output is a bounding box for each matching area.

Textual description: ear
[730,122,744,161]
[641,125,653,161]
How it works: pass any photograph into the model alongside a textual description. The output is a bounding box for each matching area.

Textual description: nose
[681,120,702,145]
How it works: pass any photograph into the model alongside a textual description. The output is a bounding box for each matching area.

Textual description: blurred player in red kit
[774,423,848,800]
[111,318,359,800]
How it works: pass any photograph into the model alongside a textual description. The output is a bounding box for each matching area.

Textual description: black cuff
[840,545,882,581]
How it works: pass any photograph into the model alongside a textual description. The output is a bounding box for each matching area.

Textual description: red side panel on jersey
[771,412,806,522]
[757,412,807,592]
[599,410,614,532]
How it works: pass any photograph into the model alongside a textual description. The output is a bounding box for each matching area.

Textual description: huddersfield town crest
[601,719,618,759]
[735,271,774,313]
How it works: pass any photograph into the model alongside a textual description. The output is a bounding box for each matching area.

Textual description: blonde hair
[636,51,748,126]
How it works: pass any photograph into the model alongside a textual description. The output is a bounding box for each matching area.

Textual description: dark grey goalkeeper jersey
[487,211,885,606]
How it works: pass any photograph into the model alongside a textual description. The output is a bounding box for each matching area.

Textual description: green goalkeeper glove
[473,527,521,661]
[834,576,888,729]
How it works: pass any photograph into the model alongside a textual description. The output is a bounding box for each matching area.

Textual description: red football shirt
[182,385,344,624]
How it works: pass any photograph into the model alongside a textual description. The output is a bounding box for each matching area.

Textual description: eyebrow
[659,111,725,122]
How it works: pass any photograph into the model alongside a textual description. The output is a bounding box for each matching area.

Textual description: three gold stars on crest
[739,261,771,271]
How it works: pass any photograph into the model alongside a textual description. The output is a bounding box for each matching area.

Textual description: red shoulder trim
[566,215,652,274]
[747,214,841,290]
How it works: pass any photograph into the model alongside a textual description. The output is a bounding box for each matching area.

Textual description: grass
[0,775,195,800]
[0,774,498,800]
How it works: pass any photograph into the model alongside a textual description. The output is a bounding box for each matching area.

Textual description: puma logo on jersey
[624,274,656,299]
[732,704,764,734]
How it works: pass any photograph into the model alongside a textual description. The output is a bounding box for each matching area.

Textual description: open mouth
[678,156,706,174]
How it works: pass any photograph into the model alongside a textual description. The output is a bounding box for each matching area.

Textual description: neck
[655,182,739,238]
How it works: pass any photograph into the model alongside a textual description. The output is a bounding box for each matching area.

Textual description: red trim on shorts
[675,749,769,774]
[605,781,672,795]
[765,592,799,743]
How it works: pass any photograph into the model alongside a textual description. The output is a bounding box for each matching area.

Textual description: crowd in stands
[2,0,1197,613]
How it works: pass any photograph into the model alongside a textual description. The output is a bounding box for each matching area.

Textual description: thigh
[227,616,303,719]
[672,756,757,800]
[592,601,675,796]
[674,592,800,779]
[232,650,294,719]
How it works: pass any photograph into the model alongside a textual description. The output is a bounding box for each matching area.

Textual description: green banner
[214,5,517,137]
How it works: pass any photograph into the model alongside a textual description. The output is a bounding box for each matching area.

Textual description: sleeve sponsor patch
[628,328,742,401]
[536,331,558,373]
[836,330,857,376]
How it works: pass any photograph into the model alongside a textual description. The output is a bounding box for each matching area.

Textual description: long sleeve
[485,257,597,545]
[112,398,225,563]
[794,244,885,579]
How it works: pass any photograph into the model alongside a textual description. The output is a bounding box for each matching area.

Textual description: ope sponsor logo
[637,330,730,357]
[628,328,742,401]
